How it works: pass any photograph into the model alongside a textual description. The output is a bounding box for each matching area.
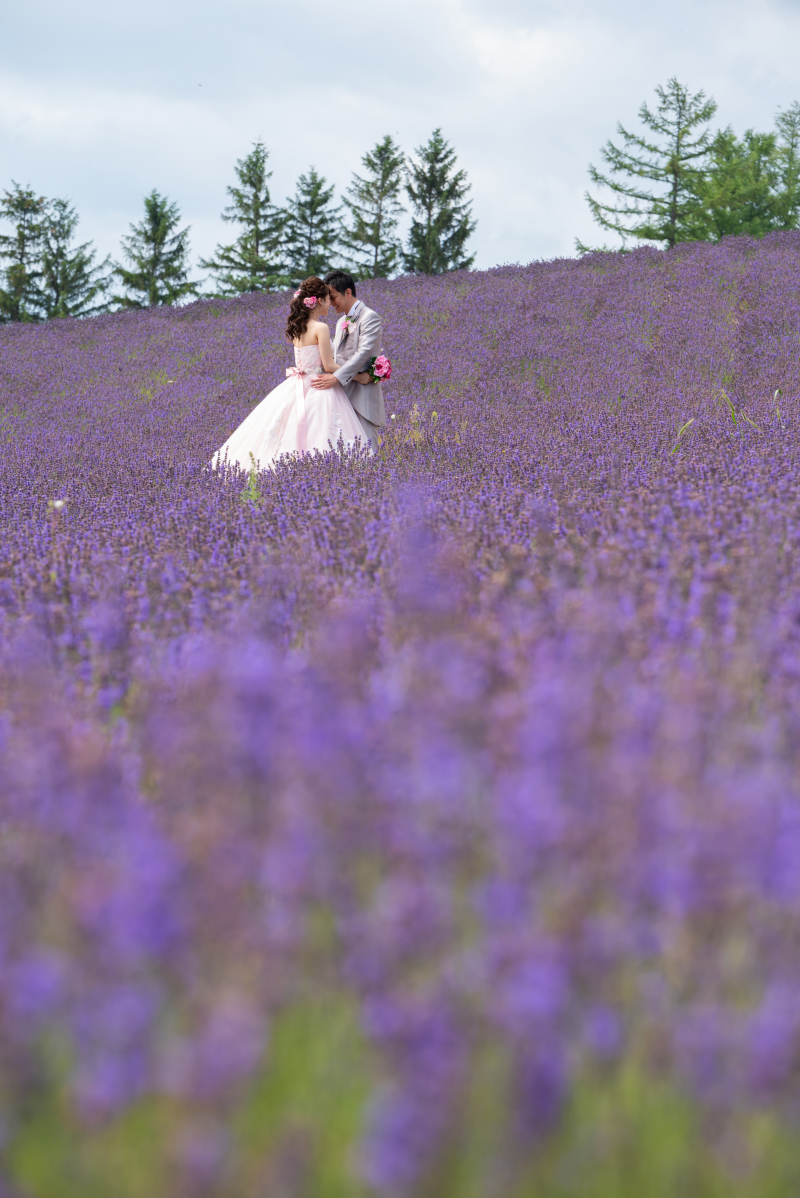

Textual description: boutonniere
[341,315,357,335]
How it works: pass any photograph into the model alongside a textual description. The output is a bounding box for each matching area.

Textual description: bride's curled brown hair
[286,277,329,341]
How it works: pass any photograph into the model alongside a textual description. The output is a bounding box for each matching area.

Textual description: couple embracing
[212,270,389,472]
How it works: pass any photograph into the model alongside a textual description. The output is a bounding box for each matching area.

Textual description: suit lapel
[347,301,363,347]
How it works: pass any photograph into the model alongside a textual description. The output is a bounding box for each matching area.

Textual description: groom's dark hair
[324,270,356,297]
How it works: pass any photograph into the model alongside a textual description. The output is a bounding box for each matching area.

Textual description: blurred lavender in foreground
[2,235,800,1195]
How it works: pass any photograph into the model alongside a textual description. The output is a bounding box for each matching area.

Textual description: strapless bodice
[294,344,322,368]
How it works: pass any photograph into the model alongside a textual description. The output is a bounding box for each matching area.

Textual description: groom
[310,269,386,450]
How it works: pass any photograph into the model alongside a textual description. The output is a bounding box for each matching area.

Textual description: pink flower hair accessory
[303,297,318,309]
[293,289,301,298]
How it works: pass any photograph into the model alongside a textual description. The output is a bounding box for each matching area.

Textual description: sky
[2,0,800,278]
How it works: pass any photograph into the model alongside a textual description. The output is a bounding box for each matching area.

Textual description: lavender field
[2,234,800,1197]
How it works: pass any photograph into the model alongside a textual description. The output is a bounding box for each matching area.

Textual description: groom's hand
[310,374,338,390]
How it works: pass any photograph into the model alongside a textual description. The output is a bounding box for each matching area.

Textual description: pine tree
[694,104,800,240]
[0,183,47,322]
[40,199,110,318]
[774,102,800,230]
[584,79,717,249]
[283,168,341,284]
[404,129,476,275]
[113,191,200,308]
[693,128,779,240]
[341,135,405,278]
[200,140,288,293]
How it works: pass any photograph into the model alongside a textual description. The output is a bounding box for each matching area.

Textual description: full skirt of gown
[211,343,368,472]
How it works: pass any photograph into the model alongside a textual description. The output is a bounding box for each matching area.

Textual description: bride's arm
[316,324,339,374]
[317,325,372,383]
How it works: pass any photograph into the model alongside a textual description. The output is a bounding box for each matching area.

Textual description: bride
[211,276,372,471]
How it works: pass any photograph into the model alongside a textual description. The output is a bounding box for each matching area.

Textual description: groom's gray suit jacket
[332,300,386,428]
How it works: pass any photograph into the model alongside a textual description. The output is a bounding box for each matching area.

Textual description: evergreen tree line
[583,79,800,250]
[0,129,475,321]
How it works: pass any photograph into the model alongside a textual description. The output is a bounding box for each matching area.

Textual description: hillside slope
[2,237,800,1197]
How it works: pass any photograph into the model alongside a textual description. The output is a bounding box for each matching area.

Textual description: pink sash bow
[286,366,308,451]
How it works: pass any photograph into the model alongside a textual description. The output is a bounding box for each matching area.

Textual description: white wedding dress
[211,343,367,471]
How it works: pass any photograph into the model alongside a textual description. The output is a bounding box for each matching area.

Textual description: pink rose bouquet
[367,354,392,383]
